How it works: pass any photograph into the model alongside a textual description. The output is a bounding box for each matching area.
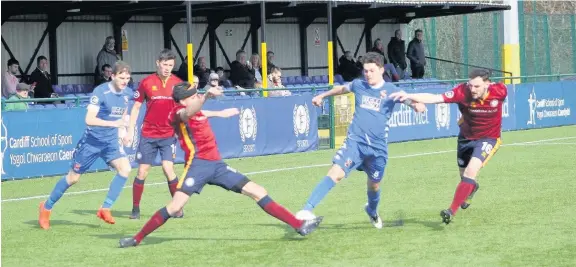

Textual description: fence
[406,1,576,81]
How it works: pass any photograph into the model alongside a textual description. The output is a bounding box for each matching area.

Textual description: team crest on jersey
[152,85,158,91]
[344,158,352,168]
[133,90,140,99]
[239,106,258,142]
[184,177,195,187]
[435,103,450,130]
[490,99,499,107]
[444,91,454,99]
[124,96,129,105]
[293,103,310,137]
[73,162,81,172]
[90,96,99,105]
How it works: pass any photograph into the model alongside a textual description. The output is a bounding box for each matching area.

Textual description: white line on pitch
[2,136,575,203]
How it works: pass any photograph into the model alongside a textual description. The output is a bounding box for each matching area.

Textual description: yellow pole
[261,42,268,97]
[186,44,194,83]
[327,41,334,85]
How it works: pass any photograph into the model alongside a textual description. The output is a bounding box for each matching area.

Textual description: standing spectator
[28,56,54,99]
[407,29,426,79]
[94,64,113,86]
[95,36,120,85]
[194,56,211,88]
[387,29,407,79]
[267,67,291,97]
[370,39,388,64]
[4,83,31,111]
[229,50,256,89]
[266,51,277,72]
[337,51,362,82]
[250,53,263,83]
[2,59,20,98]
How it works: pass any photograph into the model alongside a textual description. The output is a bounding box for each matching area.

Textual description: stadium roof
[2,1,510,23]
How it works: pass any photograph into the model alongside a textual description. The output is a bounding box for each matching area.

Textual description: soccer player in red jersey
[118,82,323,248]
[124,49,184,219]
[390,69,507,224]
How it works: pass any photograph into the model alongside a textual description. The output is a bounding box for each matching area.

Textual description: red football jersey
[441,82,508,140]
[135,74,183,138]
[170,106,221,163]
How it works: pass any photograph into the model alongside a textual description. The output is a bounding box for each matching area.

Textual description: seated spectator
[266,51,277,72]
[250,53,263,83]
[215,67,232,87]
[2,58,20,98]
[5,83,31,111]
[176,56,189,81]
[28,56,55,99]
[204,73,224,93]
[338,51,362,82]
[229,50,255,89]
[94,64,113,86]
[194,56,211,88]
[267,67,291,97]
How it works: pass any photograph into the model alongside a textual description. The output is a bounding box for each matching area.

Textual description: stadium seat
[53,85,62,94]
[334,74,344,84]
[43,104,56,109]
[56,103,68,109]
[61,84,75,94]
[280,77,288,85]
[31,104,44,109]
[294,76,304,85]
[312,75,322,84]
[321,75,329,84]
[286,76,296,85]
[303,76,312,84]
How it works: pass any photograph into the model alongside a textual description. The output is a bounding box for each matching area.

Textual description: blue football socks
[303,176,336,211]
[366,189,381,216]
[44,176,71,210]
[102,174,128,209]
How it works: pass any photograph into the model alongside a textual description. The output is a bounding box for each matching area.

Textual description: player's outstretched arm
[408,102,427,113]
[311,83,351,106]
[390,91,445,104]
[85,105,125,128]
[202,108,239,118]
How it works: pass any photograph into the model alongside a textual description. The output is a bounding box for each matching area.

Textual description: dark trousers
[411,65,425,79]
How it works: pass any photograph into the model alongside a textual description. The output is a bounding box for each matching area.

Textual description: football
[295,210,317,220]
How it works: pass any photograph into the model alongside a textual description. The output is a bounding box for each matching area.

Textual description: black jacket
[229,61,255,88]
[29,68,53,98]
[337,56,362,82]
[387,37,407,69]
[407,38,426,67]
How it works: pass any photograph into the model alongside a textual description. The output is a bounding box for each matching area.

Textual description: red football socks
[449,177,477,215]
[134,207,170,244]
[257,196,303,229]
[132,178,145,208]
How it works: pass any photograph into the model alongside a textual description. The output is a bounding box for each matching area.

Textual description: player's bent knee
[137,164,150,179]
[66,170,81,185]
[327,165,345,183]
[240,181,266,201]
[367,180,380,191]
[166,191,189,215]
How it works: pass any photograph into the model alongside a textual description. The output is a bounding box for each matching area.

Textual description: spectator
[194,56,211,88]
[387,29,408,79]
[215,67,232,87]
[94,64,113,86]
[267,67,291,97]
[2,59,20,98]
[370,39,388,64]
[28,56,55,99]
[250,53,263,83]
[203,73,224,92]
[5,83,31,111]
[407,29,426,79]
[338,51,362,82]
[266,51,277,72]
[229,50,256,89]
[176,56,189,81]
[94,36,120,85]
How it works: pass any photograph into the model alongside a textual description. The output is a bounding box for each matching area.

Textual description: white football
[295,210,317,220]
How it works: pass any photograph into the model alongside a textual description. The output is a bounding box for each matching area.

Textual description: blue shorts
[332,138,387,182]
[71,138,125,174]
[456,136,501,168]
[177,159,250,195]
[136,137,176,164]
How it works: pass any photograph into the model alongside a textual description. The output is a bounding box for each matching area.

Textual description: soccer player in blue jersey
[38,61,133,229]
[296,52,426,229]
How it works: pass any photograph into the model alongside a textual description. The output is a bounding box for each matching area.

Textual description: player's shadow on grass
[92,233,280,246]
[23,220,100,229]
[71,209,133,218]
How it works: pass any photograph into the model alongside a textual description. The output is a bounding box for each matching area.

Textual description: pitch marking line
[2,136,575,203]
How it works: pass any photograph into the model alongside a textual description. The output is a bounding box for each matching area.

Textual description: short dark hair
[157,49,176,62]
[270,66,281,73]
[37,56,47,65]
[267,51,274,56]
[236,50,246,57]
[7,58,19,67]
[468,69,491,81]
[216,67,224,72]
[361,52,384,68]
[112,61,132,75]
[101,64,112,71]
[415,29,423,35]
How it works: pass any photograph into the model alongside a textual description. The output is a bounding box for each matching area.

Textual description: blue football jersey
[85,82,131,144]
[345,79,402,151]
